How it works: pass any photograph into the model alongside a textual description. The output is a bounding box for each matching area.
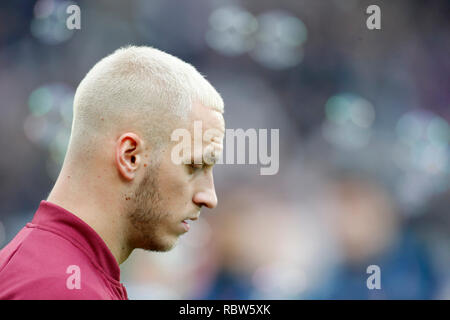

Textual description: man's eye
[188,163,204,173]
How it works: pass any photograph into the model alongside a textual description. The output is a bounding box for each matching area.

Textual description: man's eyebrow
[203,153,219,165]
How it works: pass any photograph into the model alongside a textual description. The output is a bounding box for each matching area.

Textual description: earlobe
[115,133,142,181]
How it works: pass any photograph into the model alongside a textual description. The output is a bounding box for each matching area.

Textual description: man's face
[128,103,225,251]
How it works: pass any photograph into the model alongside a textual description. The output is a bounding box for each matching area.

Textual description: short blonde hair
[69,45,224,154]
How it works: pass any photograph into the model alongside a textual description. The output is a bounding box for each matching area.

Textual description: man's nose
[193,190,218,209]
[193,175,218,209]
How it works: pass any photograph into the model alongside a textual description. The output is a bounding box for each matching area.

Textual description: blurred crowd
[0,0,449,299]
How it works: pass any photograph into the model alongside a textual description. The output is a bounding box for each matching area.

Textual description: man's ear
[115,132,143,180]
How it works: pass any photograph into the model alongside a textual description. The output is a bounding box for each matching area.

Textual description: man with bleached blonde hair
[0,46,225,300]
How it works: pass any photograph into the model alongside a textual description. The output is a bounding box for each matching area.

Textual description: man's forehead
[189,119,225,146]
[191,116,225,133]
[213,111,225,132]
[190,103,225,131]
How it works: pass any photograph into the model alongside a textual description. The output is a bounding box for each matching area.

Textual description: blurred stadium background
[0,0,449,299]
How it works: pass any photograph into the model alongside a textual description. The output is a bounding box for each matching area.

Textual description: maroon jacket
[0,201,128,300]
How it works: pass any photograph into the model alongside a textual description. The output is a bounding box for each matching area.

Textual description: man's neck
[47,167,133,264]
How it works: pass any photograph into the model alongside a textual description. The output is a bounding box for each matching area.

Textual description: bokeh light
[206,5,257,56]
[322,93,375,149]
[31,0,76,44]
[428,116,449,147]
[28,87,54,116]
[395,110,449,175]
[252,262,307,298]
[24,83,74,179]
[206,7,307,70]
[250,10,307,70]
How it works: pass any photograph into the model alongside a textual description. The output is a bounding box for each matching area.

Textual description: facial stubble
[128,164,176,252]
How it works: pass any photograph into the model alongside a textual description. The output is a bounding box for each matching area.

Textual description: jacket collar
[30,200,121,283]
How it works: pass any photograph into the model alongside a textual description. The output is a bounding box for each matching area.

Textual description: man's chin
[143,236,179,252]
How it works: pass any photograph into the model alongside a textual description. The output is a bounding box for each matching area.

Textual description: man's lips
[181,215,199,232]
[182,220,190,232]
